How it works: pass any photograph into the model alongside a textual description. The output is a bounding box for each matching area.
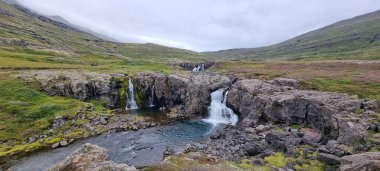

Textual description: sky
[17,0,380,52]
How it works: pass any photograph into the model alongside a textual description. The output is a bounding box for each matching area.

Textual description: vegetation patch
[301,78,380,102]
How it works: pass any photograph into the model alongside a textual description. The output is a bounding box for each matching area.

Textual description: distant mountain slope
[207,10,380,60]
[0,1,112,53]
[48,15,120,42]
[0,1,205,65]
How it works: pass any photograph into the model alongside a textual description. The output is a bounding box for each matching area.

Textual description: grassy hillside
[0,1,209,161]
[207,10,380,60]
[0,1,207,72]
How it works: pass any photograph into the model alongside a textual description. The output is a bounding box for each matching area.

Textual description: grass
[0,73,87,142]
[212,60,380,103]
[302,78,380,102]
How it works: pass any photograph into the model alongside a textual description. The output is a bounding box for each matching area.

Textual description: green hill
[206,10,380,60]
[0,1,206,71]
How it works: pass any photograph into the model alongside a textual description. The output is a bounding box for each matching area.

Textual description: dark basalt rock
[227,78,368,146]
[18,71,378,169]
[318,153,341,165]
[242,143,262,156]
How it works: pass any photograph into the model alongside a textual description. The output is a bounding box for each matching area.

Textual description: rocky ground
[47,143,137,171]
[6,71,380,170]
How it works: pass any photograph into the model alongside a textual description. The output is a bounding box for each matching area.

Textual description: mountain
[0,1,205,68]
[206,10,380,60]
[48,15,120,42]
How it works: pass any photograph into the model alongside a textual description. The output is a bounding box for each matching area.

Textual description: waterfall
[192,65,200,72]
[202,89,238,126]
[148,85,155,107]
[200,64,205,71]
[125,77,138,110]
[192,63,205,72]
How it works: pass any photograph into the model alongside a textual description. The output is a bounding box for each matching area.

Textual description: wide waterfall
[202,89,238,126]
[125,77,139,110]
[192,64,205,72]
[148,85,155,107]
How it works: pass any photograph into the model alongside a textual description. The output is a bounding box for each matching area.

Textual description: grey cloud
[17,0,380,51]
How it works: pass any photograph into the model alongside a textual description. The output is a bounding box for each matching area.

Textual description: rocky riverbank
[13,71,380,170]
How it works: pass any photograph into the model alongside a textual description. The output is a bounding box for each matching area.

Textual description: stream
[10,120,213,170]
[7,88,238,170]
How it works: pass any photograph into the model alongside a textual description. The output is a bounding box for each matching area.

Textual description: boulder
[340,152,380,171]
[47,143,137,171]
[265,133,287,153]
[255,125,271,133]
[164,146,175,157]
[100,117,108,125]
[299,128,322,143]
[324,140,353,157]
[318,153,341,165]
[28,137,36,143]
[82,124,94,131]
[184,144,198,153]
[363,100,378,111]
[51,142,60,149]
[242,143,262,156]
[52,118,65,129]
[59,140,68,147]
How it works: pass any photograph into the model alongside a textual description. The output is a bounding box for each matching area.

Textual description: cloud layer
[18,0,380,51]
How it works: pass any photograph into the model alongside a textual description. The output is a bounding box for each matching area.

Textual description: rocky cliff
[227,78,369,145]
[19,71,232,116]
[17,71,379,170]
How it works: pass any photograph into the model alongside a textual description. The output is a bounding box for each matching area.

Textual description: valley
[0,0,379,171]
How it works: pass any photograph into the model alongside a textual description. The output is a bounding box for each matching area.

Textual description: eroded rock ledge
[18,71,375,144]
[18,71,379,170]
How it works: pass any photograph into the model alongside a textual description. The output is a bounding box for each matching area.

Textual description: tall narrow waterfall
[202,89,238,126]
[125,77,138,110]
[148,85,155,107]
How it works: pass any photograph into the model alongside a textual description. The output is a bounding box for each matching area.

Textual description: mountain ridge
[206,9,380,60]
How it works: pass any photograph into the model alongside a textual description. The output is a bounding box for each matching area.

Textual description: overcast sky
[17,0,380,52]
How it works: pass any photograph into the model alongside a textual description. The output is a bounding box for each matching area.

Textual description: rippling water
[9,120,213,170]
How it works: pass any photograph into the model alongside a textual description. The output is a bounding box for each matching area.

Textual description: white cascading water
[202,89,238,126]
[192,63,205,72]
[148,85,155,107]
[125,77,138,110]
[200,63,205,71]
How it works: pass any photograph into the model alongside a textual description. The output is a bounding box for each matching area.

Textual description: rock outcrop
[47,143,137,171]
[340,152,380,171]
[227,79,367,145]
[19,71,231,116]
[18,71,121,108]
[134,72,231,115]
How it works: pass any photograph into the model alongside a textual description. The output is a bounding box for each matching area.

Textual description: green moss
[117,77,128,108]
[370,113,380,122]
[263,153,288,168]
[369,147,380,152]
[0,141,42,158]
[240,159,255,169]
[293,148,324,171]
[134,79,149,107]
[43,137,62,145]
[291,124,302,129]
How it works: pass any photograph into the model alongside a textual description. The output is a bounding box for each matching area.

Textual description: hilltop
[207,10,380,60]
[0,1,207,72]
